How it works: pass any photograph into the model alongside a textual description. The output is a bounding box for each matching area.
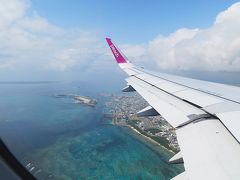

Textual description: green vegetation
[126,120,178,153]
[146,128,162,135]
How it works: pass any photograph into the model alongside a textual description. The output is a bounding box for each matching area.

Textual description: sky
[0,0,240,84]
[31,0,238,43]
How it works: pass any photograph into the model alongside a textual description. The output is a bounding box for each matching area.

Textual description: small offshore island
[104,93,180,153]
[74,96,97,106]
[54,94,97,107]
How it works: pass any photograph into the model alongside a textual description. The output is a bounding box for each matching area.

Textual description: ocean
[0,81,183,179]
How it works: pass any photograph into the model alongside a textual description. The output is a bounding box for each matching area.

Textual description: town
[104,92,180,152]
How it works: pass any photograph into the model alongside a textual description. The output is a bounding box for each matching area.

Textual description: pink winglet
[106,38,127,63]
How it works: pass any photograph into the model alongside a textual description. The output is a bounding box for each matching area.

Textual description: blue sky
[0,0,240,83]
[31,0,238,43]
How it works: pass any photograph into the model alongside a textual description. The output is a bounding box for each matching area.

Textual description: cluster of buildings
[105,93,180,151]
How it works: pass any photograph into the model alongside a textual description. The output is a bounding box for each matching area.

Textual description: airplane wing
[106,38,240,180]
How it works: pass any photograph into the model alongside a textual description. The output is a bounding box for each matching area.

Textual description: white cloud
[121,44,147,58]
[146,2,240,71]
[120,44,149,64]
[0,0,240,78]
[0,0,109,73]
[0,0,29,26]
[148,28,199,69]
[17,12,61,33]
[49,48,80,71]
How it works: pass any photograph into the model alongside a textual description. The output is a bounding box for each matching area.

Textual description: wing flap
[217,111,240,143]
[176,119,240,180]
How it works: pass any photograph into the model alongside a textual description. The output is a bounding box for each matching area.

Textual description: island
[74,96,97,106]
[54,94,97,107]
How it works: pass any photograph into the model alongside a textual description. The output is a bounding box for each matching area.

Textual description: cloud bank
[0,0,240,81]
[0,0,109,75]
[147,2,240,71]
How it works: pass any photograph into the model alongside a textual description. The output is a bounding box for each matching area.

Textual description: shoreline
[112,120,176,154]
[128,125,176,154]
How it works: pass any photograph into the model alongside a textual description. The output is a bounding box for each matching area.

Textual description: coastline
[112,119,176,154]
[128,124,176,154]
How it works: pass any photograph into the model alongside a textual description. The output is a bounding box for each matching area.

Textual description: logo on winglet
[110,44,119,58]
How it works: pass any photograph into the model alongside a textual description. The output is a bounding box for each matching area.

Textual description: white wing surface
[106,38,240,180]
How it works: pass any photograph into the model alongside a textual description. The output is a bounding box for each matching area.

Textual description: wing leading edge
[106,38,240,180]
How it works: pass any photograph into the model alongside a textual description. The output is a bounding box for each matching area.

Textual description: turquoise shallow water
[0,82,183,179]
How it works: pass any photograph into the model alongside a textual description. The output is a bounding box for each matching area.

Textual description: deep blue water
[0,81,183,179]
